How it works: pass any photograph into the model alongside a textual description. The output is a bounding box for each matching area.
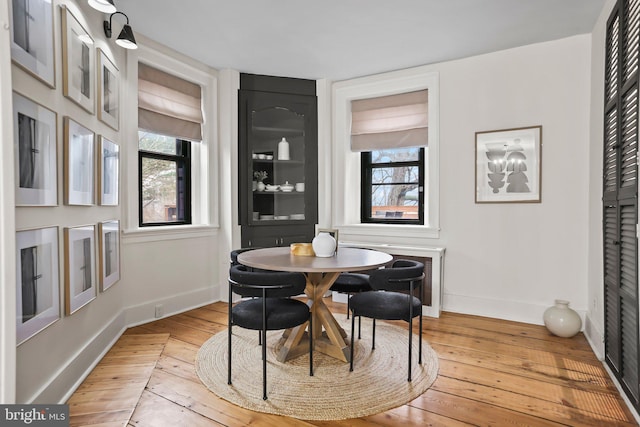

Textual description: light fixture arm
[103,11,130,39]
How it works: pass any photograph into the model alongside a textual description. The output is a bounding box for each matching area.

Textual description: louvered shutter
[603,0,640,411]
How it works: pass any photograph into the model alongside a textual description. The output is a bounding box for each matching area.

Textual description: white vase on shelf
[543,299,582,338]
[312,232,336,257]
[278,137,290,160]
[256,181,265,191]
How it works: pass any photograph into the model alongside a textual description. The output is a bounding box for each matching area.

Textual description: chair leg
[262,327,267,400]
[350,314,356,371]
[408,316,413,382]
[372,318,376,350]
[346,293,351,319]
[419,310,423,365]
[358,315,362,339]
[227,324,232,385]
[309,315,314,377]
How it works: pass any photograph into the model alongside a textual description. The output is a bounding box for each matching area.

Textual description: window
[332,69,439,240]
[136,62,204,228]
[361,147,424,224]
[138,131,191,226]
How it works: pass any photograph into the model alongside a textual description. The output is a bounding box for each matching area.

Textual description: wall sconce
[88,0,117,14]
[103,12,138,49]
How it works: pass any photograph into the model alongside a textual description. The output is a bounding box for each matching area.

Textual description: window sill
[122,224,219,244]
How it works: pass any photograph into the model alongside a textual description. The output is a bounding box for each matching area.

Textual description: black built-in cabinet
[238,74,318,247]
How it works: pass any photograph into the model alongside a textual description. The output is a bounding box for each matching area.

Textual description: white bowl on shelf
[274,215,289,220]
[259,214,274,220]
[290,214,305,220]
[265,185,279,191]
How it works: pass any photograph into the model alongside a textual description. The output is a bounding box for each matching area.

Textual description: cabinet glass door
[240,90,317,226]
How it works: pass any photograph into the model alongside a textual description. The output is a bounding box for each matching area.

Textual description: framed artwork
[16,226,60,345]
[9,0,55,87]
[12,92,58,206]
[98,136,119,206]
[98,220,120,291]
[64,225,97,315]
[64,117,95,205]
[97,49,119,130]
[61,5,94,113]
[475,125,542,203]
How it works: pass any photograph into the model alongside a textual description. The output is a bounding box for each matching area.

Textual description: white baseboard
[443,293,587,327]
[583,312,604,360]
[27,286,219,404]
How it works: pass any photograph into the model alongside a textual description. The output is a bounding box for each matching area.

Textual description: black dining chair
[348,259,424,381]
[330,273,371,338]
[230,247,261,268]
[228,264,313,400]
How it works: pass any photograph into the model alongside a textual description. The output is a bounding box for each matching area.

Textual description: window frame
[122,42,218,239]
[138,137,192,227]
[360,148,425,225]
[331,68,440,243]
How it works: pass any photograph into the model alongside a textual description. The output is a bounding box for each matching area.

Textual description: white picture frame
[9,0,55,87]
[64,225,97,315]
[12,92,58,206]
[16,226,60,345]
[61,5,94,113]
[98,220,120,292]
[475,125,542,203]
[64,117,95,206]
[97,49,119,130]
[98,136,119,206]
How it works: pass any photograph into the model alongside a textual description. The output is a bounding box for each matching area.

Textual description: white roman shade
[350,89,428,151]
[138,63,203,141]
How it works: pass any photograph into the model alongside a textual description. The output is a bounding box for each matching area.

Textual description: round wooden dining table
[237,246,393,363]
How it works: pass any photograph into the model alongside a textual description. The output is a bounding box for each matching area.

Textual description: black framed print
[12,92,58,206]
[9,0,55,87]
[16,226,60,345]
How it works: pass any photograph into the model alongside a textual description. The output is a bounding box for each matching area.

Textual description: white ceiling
[118,0,607,81]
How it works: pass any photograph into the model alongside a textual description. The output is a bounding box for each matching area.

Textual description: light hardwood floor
[68,300,639,426]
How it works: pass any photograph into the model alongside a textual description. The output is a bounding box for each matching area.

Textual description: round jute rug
[195,317,439,421]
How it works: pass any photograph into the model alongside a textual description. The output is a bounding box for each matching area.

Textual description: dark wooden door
[603,0,640,410]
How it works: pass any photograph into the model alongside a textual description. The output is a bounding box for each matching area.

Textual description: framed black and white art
[64,225,97,315]
[475,125,542,203]
[98,220,120,291]
[16,226,60,345]
[64,117,94,205]
[97,49,119,130]
[98,136,119,206]
[61,5,94,113]
[12,92,58,206]
[9,0,55,87]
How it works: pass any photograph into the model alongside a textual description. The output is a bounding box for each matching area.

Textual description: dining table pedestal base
[276,272,351,363]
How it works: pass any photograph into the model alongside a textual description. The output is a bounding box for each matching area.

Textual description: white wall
[6,0,222,403]
[0,0,17,404]
[586,0,617,358]
[329,35,593,326]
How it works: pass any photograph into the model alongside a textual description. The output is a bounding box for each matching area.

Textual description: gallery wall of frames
[10,0,122,345]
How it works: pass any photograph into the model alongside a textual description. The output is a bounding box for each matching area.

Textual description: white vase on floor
[312,232,336,257]
[543,299,582,338]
